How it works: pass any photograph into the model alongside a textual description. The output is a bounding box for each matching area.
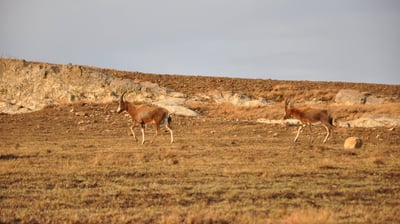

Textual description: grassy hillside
[1,59,399,223]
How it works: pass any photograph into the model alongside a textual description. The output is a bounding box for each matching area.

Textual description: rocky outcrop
[1,58,399,129]
[206,90,273,107]
[335,89,385,105]
[0,58,198,116]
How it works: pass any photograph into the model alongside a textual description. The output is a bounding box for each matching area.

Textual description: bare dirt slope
[1,60,400,223]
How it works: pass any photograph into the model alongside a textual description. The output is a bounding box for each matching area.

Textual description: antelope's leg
[166,123,174,144]
[130,122,138,142]
[294,125,304,142]
[140,122,146,144]
[322,124,330,143]
[151,124,160,143]
[308,124,313,143]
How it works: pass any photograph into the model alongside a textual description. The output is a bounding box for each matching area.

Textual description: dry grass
[1,103,400,223]
[187,101,286,120]
[279,208,335,224]
[189,101,400,125]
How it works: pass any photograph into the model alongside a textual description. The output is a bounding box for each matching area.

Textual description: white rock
[344,137,363,149]
[338,116,400,128]
[335,89,365,105]
[256,118,300,126]
[335,89,385,105]
[208,90,270,107]
[0,59,198,116]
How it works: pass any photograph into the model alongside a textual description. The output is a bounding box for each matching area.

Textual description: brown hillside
[1,58,400,223]
[17,58,400,102]
[2,58,399,121]
[102,67,400,102]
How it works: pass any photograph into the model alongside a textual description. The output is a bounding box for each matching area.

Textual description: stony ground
[1,72,400,223]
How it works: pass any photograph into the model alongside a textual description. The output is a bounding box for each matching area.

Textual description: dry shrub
[279,209,336,224]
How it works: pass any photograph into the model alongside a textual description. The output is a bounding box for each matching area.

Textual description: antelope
[284,99,334,143]
[117,91,174,144]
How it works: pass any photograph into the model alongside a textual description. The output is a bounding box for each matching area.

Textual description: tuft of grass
[279,209,336,224]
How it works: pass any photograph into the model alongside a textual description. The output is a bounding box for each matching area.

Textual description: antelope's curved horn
[120,91,127,102]
[285,98,290,109]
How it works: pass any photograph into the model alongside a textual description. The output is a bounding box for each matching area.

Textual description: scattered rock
[256,118,300,126]
[155,103,200,117]
[168,92,187,98]
[75,112,88,117]
[344,137,363,149]
[208,90,271,107]
[335,89,365,105]
[338,115,400,128]
[335,89,385,105]
[365,95,385,104]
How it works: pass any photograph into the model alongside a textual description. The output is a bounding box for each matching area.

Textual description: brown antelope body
[284,99,334,143]
[117,91,174,144]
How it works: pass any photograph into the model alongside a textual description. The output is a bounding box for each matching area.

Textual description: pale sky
[1,0,399,84]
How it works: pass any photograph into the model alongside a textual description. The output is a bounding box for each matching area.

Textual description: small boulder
[344,137,363,149]
[365,95,384,104]
[335,89,365,105]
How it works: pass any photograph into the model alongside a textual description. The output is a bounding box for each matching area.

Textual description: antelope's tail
[168,113,174,124]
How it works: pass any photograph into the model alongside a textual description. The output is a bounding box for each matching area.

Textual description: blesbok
[284,99,334,143]
[117,91,174,144]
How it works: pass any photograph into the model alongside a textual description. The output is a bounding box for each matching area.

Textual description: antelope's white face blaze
[117,103,123,113]
[117,91,127,114]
